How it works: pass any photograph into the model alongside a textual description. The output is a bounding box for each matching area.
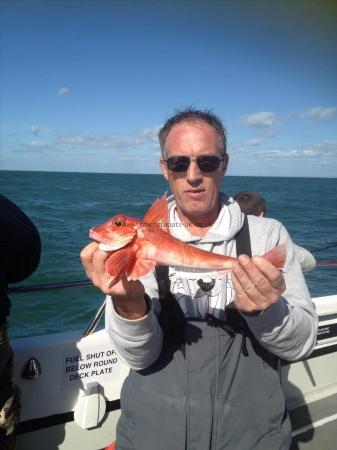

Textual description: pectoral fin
[106,248,136,286]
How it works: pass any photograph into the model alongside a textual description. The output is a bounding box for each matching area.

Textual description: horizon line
[0,169,336,179]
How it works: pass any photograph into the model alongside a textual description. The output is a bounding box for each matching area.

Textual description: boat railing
[8,279,92,293]
[7,259,337,336]
[8,279,105,337]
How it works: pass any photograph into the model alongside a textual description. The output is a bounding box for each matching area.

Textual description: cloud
[30,125,40,135]
[256,140,337,161]
[230,140,337,170]
[302,150,315,156]
[141,124,163,142]
[55,125,162,150]
[247,138,267,146]
[240,111,277,128]
[56,133,143,149]
[58,86,70,96]
[28,140,50,150]
[312,140,337,156]
[303,106,336,121]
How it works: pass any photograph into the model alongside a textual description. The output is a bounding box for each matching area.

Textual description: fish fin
[262,243,286,269]
[127,259,156,281]
[106,248,136,286]
[143,193,169,231]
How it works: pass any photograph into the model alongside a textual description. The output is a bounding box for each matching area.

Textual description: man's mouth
[185,189,205,196]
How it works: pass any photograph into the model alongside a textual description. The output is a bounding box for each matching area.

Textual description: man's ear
[222,153,229,175]
[160,159,169,181]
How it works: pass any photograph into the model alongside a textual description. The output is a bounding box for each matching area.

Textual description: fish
[89,194,286,287]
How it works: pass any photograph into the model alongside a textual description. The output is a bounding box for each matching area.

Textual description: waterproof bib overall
[116,216,291,450]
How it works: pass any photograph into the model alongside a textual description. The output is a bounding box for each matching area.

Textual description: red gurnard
[89,194,286,286]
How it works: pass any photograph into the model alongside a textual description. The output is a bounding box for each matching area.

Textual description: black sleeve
[0,194,41,285]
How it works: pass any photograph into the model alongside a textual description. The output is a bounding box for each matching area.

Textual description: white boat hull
[13,295,337,450]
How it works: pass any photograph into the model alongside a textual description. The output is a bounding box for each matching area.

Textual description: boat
[10,284,337,450]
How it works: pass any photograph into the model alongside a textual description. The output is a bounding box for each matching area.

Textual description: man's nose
[186,160,202,183]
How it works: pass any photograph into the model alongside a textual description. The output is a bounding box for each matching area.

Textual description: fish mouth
[89,229,134,251]
[98,242,130,251]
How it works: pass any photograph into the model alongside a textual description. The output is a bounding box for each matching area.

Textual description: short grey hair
[159,107,227,158]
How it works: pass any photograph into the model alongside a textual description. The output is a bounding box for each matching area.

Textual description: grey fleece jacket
[293,243,317,272]
[105,193,318,370]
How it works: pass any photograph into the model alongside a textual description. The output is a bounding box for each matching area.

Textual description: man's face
[160,120,228,225]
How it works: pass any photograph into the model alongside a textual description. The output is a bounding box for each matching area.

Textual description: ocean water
[1,170,336,339]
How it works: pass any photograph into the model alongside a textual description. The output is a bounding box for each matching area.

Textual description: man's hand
[80,242,147,319]
[232,254,286,315]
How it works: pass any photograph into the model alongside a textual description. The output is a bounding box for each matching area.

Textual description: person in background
[81,108,318,450]
[234,191,317,272]
[0,194,41,450]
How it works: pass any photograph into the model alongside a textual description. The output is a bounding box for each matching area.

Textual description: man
[234,191,317,272]
[81,108,318,450]
[0,194,41,449]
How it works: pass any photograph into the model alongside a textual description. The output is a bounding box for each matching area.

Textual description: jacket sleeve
[0,194,41,284]
[243,219,318,362]
[293,243,317,272]
[104,272,163,370]
[0,194,41,323]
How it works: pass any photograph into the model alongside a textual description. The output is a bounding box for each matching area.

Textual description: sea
[1,170,336,340]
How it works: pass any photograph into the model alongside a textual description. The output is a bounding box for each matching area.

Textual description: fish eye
[114,219,123,227]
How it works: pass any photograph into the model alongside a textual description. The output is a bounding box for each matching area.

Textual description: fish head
[89,214,137,251]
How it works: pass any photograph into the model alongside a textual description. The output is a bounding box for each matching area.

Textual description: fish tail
[262,243,286,269]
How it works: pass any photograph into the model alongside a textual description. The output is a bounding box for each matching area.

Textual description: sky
[1,0,337,177]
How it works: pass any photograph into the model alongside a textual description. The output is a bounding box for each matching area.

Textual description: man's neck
[175,206,221,238]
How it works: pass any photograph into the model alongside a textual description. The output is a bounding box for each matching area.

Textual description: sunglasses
[164,155,225,173]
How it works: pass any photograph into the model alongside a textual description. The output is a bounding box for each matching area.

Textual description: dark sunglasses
[164,155,224,173]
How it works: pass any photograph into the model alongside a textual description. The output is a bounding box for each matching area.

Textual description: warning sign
[63,347,119,384]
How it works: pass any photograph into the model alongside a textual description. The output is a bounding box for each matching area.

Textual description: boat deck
[290,391,337,449]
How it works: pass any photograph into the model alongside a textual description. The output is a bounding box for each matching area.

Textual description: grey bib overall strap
[116,215,291,450]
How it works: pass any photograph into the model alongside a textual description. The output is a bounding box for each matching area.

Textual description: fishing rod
[8,279,92,293]
[7,258,337,337]
[310,242,337,253]
[316,260,337,267]
[8,256,337,295]
[83,299,106,336]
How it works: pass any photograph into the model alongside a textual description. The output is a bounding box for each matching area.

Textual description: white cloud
[231,140,337,168]
[247,138,266,146]
[30,125,40,135]
[256,140,337,161]
[58,86,70,96]
[256,148,283,158]
[241,111,277,128]
[55,125,162,150]
[28,140,50,150]
[312,140,337,156]
[141,124,163,142]
[303,106,336,121]
[56,133,142,149]
[302,150,315,156]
